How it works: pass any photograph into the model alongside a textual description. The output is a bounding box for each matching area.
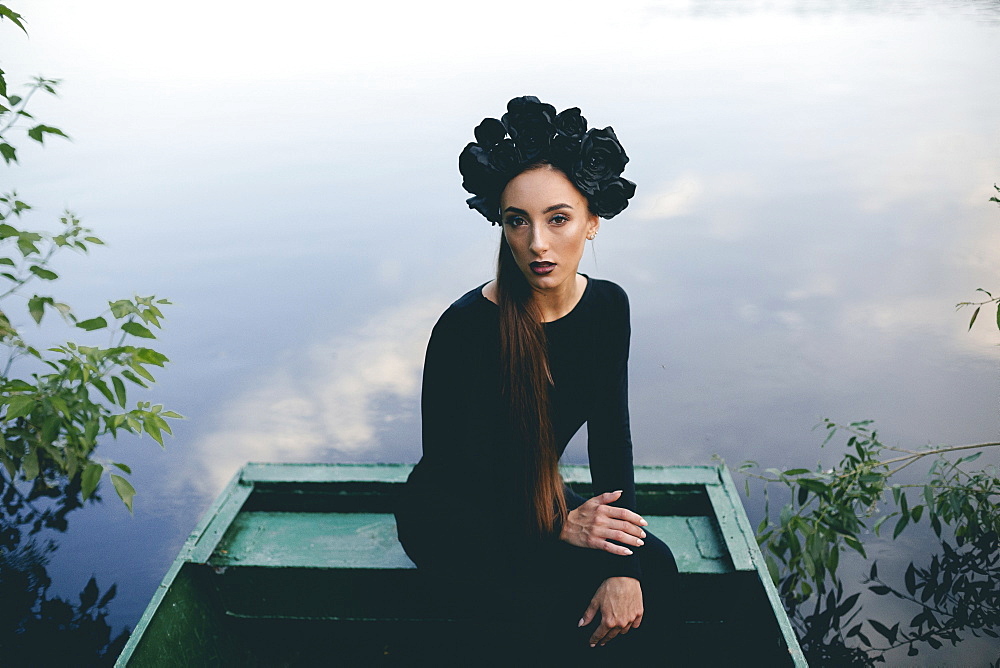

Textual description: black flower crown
[459,96,636,224]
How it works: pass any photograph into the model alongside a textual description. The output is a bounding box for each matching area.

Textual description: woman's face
[499,166,599,294]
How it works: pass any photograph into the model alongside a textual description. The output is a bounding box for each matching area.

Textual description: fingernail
[637,539,644,546]
[640,531,646,538]
[613,490,622,494]
[640,519,648,526]
[578,618,585,627]
[589,644,596,649]
[624,548,633,555]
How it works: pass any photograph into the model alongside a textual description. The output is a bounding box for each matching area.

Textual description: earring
[587,232,597,240]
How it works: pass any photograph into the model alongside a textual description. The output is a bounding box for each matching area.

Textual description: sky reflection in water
[2,0,998,663]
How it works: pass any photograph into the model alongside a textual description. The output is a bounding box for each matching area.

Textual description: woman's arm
[584,284,643,579]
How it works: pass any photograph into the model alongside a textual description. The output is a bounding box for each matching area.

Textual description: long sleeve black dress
[394,276,678,655]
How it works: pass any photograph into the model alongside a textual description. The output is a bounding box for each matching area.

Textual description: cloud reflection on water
[192,299,443,493]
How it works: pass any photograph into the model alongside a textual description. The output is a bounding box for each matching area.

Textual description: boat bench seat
[204,511,738,622]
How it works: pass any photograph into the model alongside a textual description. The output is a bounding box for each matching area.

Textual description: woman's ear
[587,216,601,240]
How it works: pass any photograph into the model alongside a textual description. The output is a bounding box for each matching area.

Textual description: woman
[395,96,678,661]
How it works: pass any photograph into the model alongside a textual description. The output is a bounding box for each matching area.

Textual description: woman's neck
[532,273,587,322]
[483,274,588,322]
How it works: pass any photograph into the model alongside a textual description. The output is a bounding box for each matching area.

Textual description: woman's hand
[578,577,643,647]
[558,490,647,555]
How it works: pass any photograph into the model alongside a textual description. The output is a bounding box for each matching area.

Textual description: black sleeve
[397,305,499,570]
[586,286,642,580]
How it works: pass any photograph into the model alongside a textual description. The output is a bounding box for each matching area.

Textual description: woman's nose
[528,226,548,255]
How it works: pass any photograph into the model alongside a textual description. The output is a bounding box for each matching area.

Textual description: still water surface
[2,0,999,664]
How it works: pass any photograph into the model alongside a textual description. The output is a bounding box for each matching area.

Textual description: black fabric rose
[488,139,520,176]
[502,96,556,162]
[555,107,587,139]
[572,127,629,196]
[459,143,501,196]
[474,118,506,148]
[466,195,501,223]
[591,177,636,219]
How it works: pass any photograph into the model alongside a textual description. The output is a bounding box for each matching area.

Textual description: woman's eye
[550,215,569,225]
[505,216,527,227]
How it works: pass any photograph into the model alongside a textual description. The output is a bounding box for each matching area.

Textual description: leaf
[0,142,16,164]
[90,377,115,403]
[110,474,136,513]
[996,302,1000,331]
[869,619,896,643]
[79,577,99,610]
[81,462,102,500]
[112,376,127,408]
[893,513,910,539]
[0,5,28,34]
[112,461,132,474]
[28,295,46,324]
[22,447,39,480]
[870,585,891,595]
[844,535,867,558]
[97,583,117,608]
[869,561,878,580]
[969,306,980,330]
[121,321,155,339]
[28,265,58,280]
[109,300,135,319]
[835,592,860,617]
[120,369,148,388]
[783,468,810,475]
[161,410,183,419]
[5,394,35,420]
[76,317,108,331]
[957,451,981,465]
[905,563,917,595]
[26,124,68,144]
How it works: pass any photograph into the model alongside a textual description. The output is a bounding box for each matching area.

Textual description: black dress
[395,276,678,660]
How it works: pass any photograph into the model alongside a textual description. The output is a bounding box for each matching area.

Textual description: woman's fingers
[604,504,648,527]
[598,540,634,556]
[578,599,599,629]
[608,518,646,541]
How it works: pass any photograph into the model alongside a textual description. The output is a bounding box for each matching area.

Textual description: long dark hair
[496,166,568,537]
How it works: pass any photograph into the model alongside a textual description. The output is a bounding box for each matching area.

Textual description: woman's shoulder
[432,283,496,335]
[583,276,630,315]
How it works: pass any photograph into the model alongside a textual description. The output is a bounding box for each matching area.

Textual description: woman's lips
[530,261,556,275]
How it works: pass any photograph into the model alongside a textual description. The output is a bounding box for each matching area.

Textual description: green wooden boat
[116,463,806,666]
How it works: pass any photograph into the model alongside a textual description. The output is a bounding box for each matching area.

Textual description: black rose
[555,107,587,139]
[474,118,506,148]
[572,127,629,196]
[467,195,501,224]
[502,96,556,162]
[590,177,636,219]
[550,134,580,169]
[487,139,520,176]
[459,143,501,196]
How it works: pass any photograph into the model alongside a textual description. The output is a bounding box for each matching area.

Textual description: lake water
[2,0,999,664]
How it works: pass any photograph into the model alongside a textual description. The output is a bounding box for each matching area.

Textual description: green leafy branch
[0,76,67,166]
[741,419,999,603]
[0,6,180,513]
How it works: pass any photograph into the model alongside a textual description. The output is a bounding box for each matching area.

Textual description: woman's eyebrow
[503,203,574,216]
